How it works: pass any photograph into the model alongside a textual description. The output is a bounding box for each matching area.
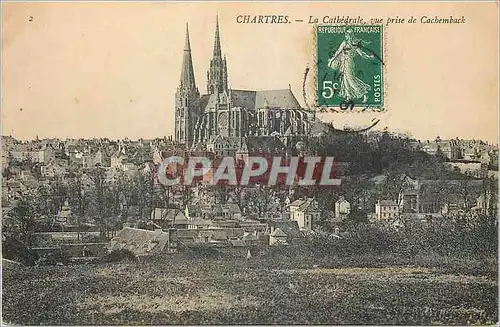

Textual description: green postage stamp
[316,25,384,110]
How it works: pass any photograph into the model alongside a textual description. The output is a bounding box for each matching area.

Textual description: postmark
[316,25,384,111]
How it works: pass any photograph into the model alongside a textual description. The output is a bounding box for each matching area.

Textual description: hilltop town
[1,129,498,263]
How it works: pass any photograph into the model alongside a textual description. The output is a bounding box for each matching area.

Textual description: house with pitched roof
[110,146,129,170]
[37,144,56,164]
[236,136,287,161]
[83,148,110,168]
[265,220,301,245]
[212,204,242,220]
[289,197,321,230]
[185,204,213,220]
[206,135,241,157]
[40,161,67,178]
[334,196,351,220]
[150,208,189,229]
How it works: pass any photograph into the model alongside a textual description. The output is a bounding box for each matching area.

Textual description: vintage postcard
[1,1,498,326]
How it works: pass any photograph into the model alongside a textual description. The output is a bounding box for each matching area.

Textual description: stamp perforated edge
[305,23,388,115]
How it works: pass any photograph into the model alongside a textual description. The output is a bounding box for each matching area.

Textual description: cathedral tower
[207,16,228,94]
[175,23,200,145]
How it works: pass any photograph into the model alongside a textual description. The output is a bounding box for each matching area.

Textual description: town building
[334,196,351,220]
[421,138,460,160]
[475,190,498,216]
[289,197,320,230]
[265,220,301,245]
[375,200,400,220]
[150,208,189,229]
[398,175,421,213]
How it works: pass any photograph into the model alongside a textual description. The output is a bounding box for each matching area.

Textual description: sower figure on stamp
[328,29,375,103]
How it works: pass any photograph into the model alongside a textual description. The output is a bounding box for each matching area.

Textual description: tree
[231,185,246,209]
[115,172,135,227]
[246,185,277,217]
[342,176,374,211]
[213,184,230,204]
[87,167,113,238]
[435,145,447,162]
[68,174,92,241]
[35,181,68,220]
[7,197,37,245]
[158,183,172,209]
[345,207,369,226]
[378,172,407,203]
[456,178,476,212]
[135,170,155,220]
[484,176,499,217]
[178,185,194,208]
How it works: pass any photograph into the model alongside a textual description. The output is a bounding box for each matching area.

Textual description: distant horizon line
[1,133,498,145]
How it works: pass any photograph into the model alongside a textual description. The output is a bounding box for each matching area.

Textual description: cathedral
[174,17,316,149]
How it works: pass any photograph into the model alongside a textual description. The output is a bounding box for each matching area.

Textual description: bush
[339,223,408,255]
[284,217,498,261]
[100,249,137,263]
[2,236,39,266]
[400,216,498,258]
[36,251,70,266]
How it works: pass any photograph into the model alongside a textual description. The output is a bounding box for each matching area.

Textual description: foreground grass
[2,254,498,325]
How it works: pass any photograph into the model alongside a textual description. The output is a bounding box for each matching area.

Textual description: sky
[2,2,499,143]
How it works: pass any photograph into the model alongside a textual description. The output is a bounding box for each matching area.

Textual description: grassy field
[2,254,498,325]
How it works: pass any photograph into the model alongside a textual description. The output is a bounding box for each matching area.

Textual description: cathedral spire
[207,16,228,94]
[175,22,200,146]
[213,15,222,58]
[184,22,191,51]
[180,23,196,90]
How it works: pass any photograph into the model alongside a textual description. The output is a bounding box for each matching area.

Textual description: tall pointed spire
[213,15,222,58]
[207,16,228,94]
[184,22,191,51]
[180,22,196,89]
[175,22,200,146]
